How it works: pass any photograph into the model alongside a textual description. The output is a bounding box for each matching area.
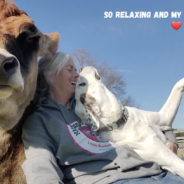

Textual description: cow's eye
[26,25,40,42]
[27,25,37,34]
[79,82,86,87]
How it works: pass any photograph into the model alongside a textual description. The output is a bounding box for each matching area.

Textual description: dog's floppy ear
[80,93,101,131]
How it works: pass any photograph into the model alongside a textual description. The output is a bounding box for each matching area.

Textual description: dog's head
[75,66,123,131]
[75,66,102,99]
[75,66,106,131]
[0,0,60,131]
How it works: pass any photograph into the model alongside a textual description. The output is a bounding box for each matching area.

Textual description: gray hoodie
[22,96,177,184]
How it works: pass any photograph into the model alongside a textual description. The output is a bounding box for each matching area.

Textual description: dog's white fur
[75,66,184,179]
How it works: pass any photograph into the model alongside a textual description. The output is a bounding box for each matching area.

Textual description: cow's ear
[39,32,60,60]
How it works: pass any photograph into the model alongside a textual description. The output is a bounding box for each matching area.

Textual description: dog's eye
[95,72,100,80]
[79,82,86,87]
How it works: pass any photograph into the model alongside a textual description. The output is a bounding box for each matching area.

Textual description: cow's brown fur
[0,1,60,183]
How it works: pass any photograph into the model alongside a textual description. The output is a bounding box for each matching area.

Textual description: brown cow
[0,1,60,183]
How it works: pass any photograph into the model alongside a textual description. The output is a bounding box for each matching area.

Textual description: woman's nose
[74,71,79,78]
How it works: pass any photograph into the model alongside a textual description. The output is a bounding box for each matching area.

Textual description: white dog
[75,66,184,179]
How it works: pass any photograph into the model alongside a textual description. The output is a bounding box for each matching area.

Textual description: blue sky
[16,0,184,129]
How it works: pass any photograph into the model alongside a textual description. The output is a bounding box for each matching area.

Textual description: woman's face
[50,58,79,96]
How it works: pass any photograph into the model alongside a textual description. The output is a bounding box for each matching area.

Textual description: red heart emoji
[171,21,182,30]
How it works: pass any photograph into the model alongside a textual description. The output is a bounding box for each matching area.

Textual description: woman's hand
[166,142,178,154]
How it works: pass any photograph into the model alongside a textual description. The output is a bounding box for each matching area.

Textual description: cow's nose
[1,57,18,75]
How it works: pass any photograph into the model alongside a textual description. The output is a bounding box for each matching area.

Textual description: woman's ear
[43,70,54,86]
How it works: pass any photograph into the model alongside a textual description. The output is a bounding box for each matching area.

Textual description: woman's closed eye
[67,67,72,72]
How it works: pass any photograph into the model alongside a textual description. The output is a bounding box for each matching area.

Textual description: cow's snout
[0,51,24,98]
[0,55,18,76]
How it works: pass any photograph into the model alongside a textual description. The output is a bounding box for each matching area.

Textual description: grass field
[177,149,184,158]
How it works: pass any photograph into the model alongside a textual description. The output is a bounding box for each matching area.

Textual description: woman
[22,52,182,184]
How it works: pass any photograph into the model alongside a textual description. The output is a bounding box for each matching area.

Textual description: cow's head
[0,0,60,131]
